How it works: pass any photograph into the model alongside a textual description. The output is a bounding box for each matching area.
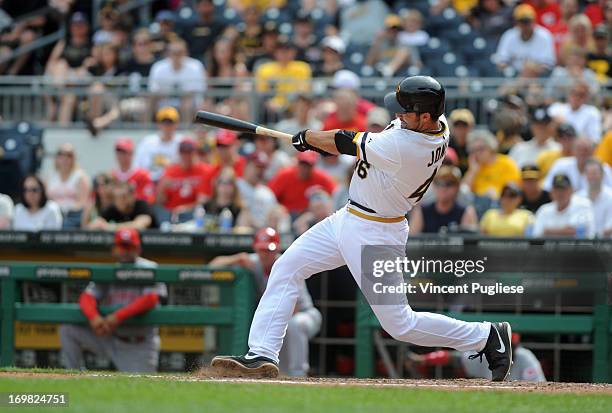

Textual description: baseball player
[60,228,167,372]
[212,76,513,381]
[210,227,321,376]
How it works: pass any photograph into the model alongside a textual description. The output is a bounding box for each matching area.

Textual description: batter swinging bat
[194,110,293,142]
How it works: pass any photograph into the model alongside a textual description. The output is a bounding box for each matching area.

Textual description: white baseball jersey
[349,116,450,217]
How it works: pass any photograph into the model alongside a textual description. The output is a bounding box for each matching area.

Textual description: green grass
[0,373,610,413]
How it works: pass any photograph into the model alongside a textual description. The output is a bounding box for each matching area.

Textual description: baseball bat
[194,110,293,142]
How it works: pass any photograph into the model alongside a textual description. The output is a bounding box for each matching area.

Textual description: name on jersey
[427,141,448,167]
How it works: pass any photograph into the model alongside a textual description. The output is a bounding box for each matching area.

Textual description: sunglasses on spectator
[23,186,41,193]
[434,180,457,188]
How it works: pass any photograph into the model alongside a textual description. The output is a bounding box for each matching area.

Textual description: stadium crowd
[0,0,610,238]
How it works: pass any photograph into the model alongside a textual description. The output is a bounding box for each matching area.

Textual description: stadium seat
[0,122,44,199]
[417,37,451,66]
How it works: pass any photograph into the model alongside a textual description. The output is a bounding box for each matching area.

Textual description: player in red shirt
[112,138,155,204]
[268,151,336,215]
[157,137,213,211]
[210,130,247,181]
[322,89,368,133]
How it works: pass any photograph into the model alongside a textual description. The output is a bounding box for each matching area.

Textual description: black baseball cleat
[211,352,279,378]
[468,322,513,381]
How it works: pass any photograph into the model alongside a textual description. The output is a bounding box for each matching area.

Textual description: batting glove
[292,129,310,152]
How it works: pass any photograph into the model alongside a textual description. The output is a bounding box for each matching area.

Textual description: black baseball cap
[530,106,551,123]
[552,174,572,189]
[557,123,577,138]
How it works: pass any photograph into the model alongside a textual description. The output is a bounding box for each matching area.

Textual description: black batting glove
[292,129,310,152]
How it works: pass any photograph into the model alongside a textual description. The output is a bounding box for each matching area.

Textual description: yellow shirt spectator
[256,58,311,109]
[471,154,521,198]
[536,149,562,177]
[480,208,534,236]
[595,131,612,167]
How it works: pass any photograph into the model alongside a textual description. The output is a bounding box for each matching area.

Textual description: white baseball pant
[248,207,491,363]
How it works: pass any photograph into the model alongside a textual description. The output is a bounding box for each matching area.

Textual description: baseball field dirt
[0,369,610,413]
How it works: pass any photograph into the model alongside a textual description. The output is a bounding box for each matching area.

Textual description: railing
[0,262,256,366]
[0,76,609,129]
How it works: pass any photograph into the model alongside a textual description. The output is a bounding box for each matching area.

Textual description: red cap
[246,150,269,167]
[114,228,141,249]
[297,151,319,165]
[115,138,134,153]
[253,227,280,252]
[216,130,238,146]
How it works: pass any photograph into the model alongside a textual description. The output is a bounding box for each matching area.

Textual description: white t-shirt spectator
[133,134,180,181]
[509,138,560,168]
[398,30,430,47]
[237,179,278,229]
[494,26,556,72]
[532,195,595,238]
[148,57,207,95]
[13,201,63,231]
[542,157,612,192]
[46,169,90,213]
[576,187,612,237]
[0,194,14,229]
[548,102,602,144]
[339,0,389,45]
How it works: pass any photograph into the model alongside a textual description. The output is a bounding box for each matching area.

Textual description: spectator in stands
[462,129,521,199]
[92,7,120,47]
[576,159,612,238]
[0,192,13,229]
[268,151,337,217]
[366,106,391,132]
[533,174,595,238]
[398,9,429,47]
[184,0,227,60]
[233,6,263,61]
[111,138,155,204]
[293,190,334,235]
[322,89,367,133]
[253,133,292,182]
[255,36,311,112]
[366,14,420,77]
[150,10,178,56]
[547,0,579,55]
[340,0,389,46]
[329,70,375,116]
[60,228,165,372]
[543,137,612,192]
[246,22,280,72]
[494,4,555,77]
[519,165,551,213]
[211,130,247,180]
[133,107,181,182]
[157,137,213,213]
[208,36,247,82]
[0,4,47,75]
[509,106,560,168]
[202,168,252,230]
[45,12,92,125]
[548,81,602,144]
[546,47,600,99]
[313,36,346,77]
[81,173,115,229]
[237,151,278,229]
[13,175,62,231]
[90,181,157,230]
[584,0,607,26]
[595,130,612,167]
[46,143,91,229]
[275,94,322,137]
[148,38,207,120]
[559,14,595,65]
[480,183,534,237]
[536,123,577,176]
[448,109,475,174]
[119,29,155,78]
[586,25,611,84]
[317,153,354,184]
[209,227,321,376]
[467,0,513,41]
[409,166,478,234]
[524,0,562,31]
[292,12,319,64]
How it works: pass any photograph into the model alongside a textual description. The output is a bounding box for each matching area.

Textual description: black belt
[348,199,377,214]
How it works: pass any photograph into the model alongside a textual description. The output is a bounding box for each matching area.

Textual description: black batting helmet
[384,76,445,117]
